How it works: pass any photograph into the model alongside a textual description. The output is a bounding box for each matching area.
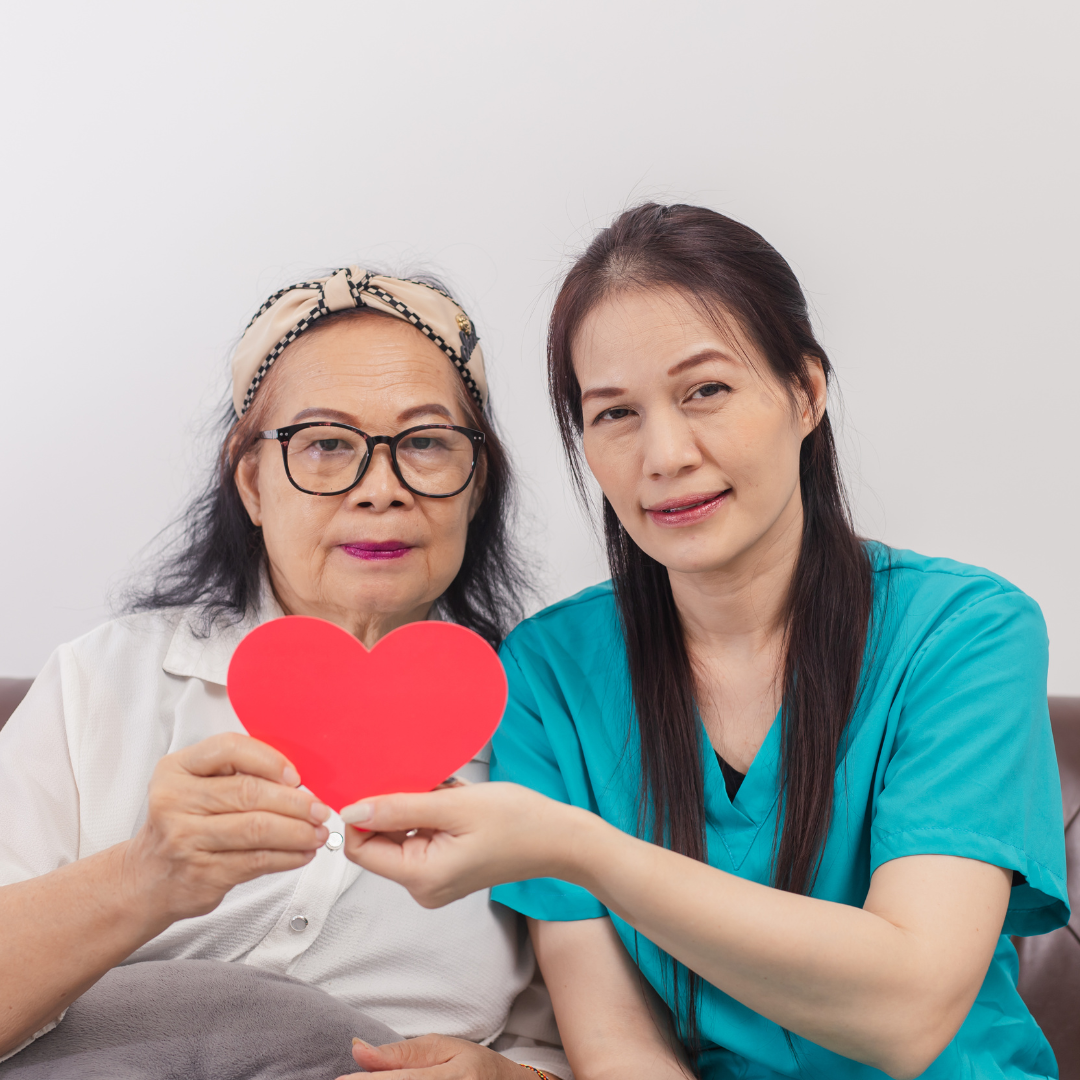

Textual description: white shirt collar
[158,577,494,764]
[162,569,284,686]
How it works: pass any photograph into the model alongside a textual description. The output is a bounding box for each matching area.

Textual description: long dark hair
[129,295,530,648]
[548,203,874,1051]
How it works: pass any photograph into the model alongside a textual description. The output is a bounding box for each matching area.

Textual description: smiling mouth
[651,491,728,513]
[659,495,720,513]
[645,490,731,526]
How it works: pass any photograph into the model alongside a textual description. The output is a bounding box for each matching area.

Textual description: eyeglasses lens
[286,427,368,493]
[395,427,476,495]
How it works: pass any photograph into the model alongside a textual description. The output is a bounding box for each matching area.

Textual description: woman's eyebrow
[667,348,738,377]
[290,406,357,423]
[397,403,454,423]
[580,350,738,403]
[580,385,627,404]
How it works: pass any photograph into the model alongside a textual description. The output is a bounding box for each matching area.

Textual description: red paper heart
[227,616,508,811]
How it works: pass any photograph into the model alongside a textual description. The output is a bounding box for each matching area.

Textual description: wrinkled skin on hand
[123,731,331,922]
[341,1033,560,1079]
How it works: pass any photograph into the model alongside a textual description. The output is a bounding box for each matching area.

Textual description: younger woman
[343,205,1067,1080]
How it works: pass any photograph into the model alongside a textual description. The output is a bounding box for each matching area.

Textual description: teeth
[657,494,725,514]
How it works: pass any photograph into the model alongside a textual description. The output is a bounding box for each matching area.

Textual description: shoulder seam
[521,583,614,626]
[904,588,1040,687]
[872,551,1018,595]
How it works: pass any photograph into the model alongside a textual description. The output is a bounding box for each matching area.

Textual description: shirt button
[325,831,344,851]
[289,915,309,932]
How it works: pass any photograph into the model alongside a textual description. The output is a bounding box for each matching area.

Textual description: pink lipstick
[341,542,412,561]
[645,490,730,527]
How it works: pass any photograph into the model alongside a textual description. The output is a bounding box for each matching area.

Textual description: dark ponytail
[548,203,873,1053]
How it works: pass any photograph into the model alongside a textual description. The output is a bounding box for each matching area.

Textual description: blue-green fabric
[491,546,1068,1079]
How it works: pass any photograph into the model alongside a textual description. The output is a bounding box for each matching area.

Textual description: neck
[667,493,803,663]
[268,578,433,650]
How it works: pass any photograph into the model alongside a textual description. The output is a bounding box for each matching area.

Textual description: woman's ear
[234,446,264,528]
[801,356,828,433]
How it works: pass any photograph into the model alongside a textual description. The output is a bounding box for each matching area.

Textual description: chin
[640,534,746,577]
[330,576,418,616]
[663,553,740,576]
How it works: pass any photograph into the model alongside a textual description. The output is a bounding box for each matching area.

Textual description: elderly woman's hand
[341,1034,564,1079]
[123,732,331,923]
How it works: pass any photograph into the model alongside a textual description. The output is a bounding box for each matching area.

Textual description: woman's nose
[350,445,413,510]
[641,411,704,479]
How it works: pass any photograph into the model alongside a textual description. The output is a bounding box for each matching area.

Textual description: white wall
[2,1,1077,692]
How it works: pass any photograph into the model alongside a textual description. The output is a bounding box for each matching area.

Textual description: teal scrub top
[490,546,1069,1079]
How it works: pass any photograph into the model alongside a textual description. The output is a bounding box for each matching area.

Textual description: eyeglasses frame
[258,421,486,499]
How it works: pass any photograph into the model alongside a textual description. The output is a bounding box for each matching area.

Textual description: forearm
[0,842,170,1056]
[530,917,690,1080]
[552,809,971,1075]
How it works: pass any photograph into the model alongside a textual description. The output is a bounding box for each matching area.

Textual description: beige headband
[231,267,487,416]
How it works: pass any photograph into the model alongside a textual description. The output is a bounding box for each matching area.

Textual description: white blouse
[0,595,570,1078]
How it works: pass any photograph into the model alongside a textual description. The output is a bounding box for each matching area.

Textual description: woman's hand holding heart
[123,732,331,924]
[341,781,597,909]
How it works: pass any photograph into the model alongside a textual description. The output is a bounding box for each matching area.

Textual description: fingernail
[340,802,373,825]
[282,765,301,786]
[352,1036,374,1048]
[309,801,331,823]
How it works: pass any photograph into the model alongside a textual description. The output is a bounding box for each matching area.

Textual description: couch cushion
[0,959,398,1079]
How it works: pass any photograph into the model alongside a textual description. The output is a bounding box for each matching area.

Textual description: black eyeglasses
[259,422,485,498]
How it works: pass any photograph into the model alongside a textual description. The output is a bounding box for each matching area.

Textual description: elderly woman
[0,269,568,1080]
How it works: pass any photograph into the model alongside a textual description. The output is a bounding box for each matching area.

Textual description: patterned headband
[231,267,487,416]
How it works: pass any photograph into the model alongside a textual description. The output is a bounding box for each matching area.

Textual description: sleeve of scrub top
[490,639,608,922]
[869,587,1069,936]
[0,646,81,884]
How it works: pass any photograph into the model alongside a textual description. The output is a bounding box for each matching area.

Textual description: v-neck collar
[702,708,782,870]
[700,695,873,872]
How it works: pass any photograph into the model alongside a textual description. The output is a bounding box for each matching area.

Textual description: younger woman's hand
[340,782,587,908]
[340,1034,562,1079]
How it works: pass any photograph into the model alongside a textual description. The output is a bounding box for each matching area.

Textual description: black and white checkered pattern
[240,268,483,415]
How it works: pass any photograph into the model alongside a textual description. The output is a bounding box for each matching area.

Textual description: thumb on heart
[340,789,458,832]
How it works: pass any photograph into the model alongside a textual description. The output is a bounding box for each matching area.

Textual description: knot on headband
[231,267,487,416]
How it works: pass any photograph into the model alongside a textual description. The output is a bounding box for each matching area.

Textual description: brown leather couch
[0,679,30,731]
[0,678,1078,1074]
[1016,696,1080,1078]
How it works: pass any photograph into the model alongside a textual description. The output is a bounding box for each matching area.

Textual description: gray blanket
[0,960,399,1079]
